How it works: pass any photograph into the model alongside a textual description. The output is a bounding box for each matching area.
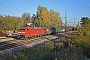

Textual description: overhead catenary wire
[0,3,25,16]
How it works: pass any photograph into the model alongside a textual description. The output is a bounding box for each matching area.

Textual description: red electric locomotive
[18,23,45,39]
[18,26,45,39]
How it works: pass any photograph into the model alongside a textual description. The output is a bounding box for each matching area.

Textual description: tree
[22,12,31,26]
[31,14,36,24]
[0,15,5,30]
[74,17,90,49]
[37,5,50,26]
[36,5,62,27]
[0,14,22,30]
[80,17,90,36]
[49,10,62,27]
[76,21,81,33]
[80,17,90,26]
[12,16,22,30]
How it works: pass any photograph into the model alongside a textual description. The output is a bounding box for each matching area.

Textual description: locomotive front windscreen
[18,28,26,34]
[19,28,26,30]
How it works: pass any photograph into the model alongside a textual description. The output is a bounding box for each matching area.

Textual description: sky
[0,0,90,26]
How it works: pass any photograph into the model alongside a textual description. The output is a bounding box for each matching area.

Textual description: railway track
[0,33,64,57]
[0,34,59,51]
[0,37,7,39]
[0,37,14,42]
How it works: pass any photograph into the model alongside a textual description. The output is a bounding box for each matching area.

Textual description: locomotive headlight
[18,32,21,33]
[18,32,25,33]
[22,32,25,33]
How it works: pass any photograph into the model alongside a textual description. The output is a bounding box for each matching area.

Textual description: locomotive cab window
[19,28,26,30]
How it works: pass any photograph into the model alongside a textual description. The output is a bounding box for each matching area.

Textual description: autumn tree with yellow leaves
[49,10,62,27]
[36,5,62,27]
[36,5,50,26]
[0,14,22,30]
